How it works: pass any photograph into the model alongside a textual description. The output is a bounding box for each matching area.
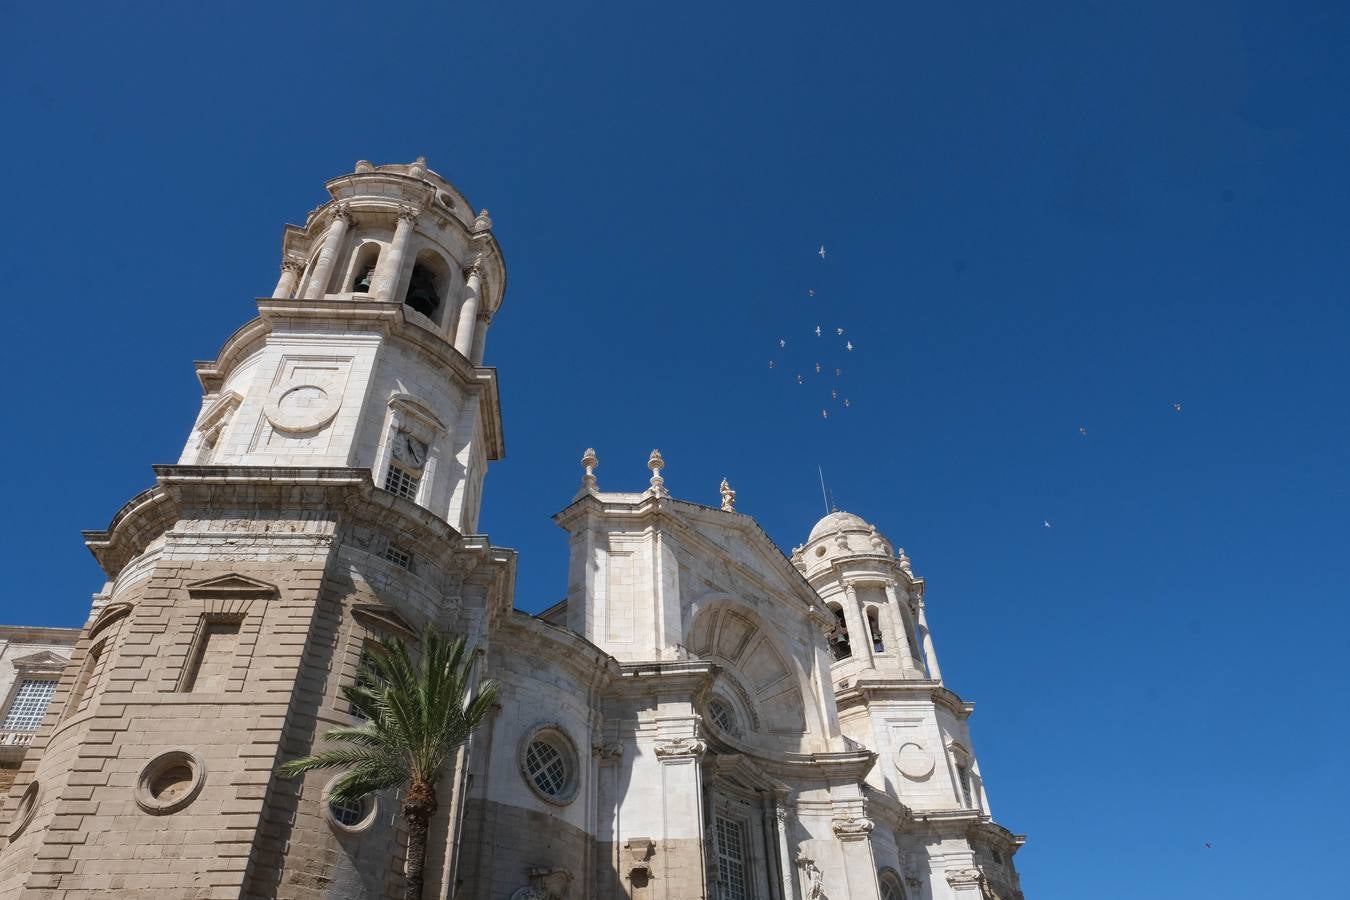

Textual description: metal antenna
[817,465,830,515]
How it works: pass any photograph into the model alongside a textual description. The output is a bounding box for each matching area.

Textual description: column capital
[331,204,354,224]
[831,816,875,841]
[653,737,705,761]
[280,257,305,274]
[396,204,420,223]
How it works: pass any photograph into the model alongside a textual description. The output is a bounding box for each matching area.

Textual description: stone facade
[0,159,1025,900]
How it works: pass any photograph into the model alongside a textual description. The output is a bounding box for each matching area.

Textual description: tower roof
[807,510,872,542]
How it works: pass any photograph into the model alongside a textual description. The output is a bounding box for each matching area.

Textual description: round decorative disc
[896,741,935,779]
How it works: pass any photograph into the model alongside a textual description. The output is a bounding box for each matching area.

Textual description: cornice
[192,300,505,460]
[80,466,513,586]
[497,612,622,684]
[0,626,82,643]
[967,818,1027,854]
[833,677,974,720]
[612,659,717,696]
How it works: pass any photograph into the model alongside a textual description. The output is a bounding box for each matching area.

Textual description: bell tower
[179,157,506,533]
[0,159,517,900]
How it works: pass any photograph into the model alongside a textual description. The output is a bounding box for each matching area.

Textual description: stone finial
[719,478,736,512]
[473,208,493,233]
[897,547,912,575]
[409,156,428,179]
[577,448,599,498]
[869,525,886,552]
[354,159,375,173]
[647,449,667,497]
[790,545,806,572]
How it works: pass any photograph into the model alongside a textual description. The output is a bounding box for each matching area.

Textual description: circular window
[519,726,578,806]
[322,778,378,833]
[8,781,39,839]
[135,750,205,815]
[707,699,736,733]
[815,545,828,558]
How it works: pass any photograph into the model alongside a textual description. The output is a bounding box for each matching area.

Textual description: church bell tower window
[714,815,749,900]
[383,432,427,501]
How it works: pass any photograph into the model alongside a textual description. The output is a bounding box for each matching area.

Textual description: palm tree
[277,627,497,900]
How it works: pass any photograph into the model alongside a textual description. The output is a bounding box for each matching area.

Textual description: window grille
[2,680,57,731]
[880,876,903,900]
[525,738,569,797]
[714,815,748,900]
[383,463,420,501]
[958,765,974,808]
[384,545,413,570]
[708,699,735,732]
[329,795,367,827]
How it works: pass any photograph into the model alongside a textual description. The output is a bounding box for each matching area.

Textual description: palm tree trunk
[403,780,438,900]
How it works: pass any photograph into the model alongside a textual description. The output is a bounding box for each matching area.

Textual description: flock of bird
[770,243,1188,532]
[767,245,857,421]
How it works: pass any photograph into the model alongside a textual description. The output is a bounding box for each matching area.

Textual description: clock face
[394,434,427,467]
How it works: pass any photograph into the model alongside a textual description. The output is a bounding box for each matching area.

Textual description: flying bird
[779,339,787,349]
[1079,426,1088,436]
[808,289,815,297]
[821,409,829,419]
[1043,520,1052,528]
[843,398,850,407]
[836,327,845,336]
[815,325,822,337]
[1204,842,1212,849]
[818,245,827,259]
[1173,402,1183,412]
[834,368,841,377]
[815,363,822,374]
[846,341,854,352]
[768,360,775,369]
[796,374,804,384]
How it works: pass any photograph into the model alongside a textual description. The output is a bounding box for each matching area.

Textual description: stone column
[453,261,483,358]
[371,205,418,300]
[915,600,942,682]
[272,258,304,298]
[302,205,353,299]
[832,817,883,900]
[843,585,874,671]
[470,312,491,364]
[883,584,919,673]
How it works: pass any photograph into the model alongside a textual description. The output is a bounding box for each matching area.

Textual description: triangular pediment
[351,604,416,639]
[11,650,70,670]
[186,574,280,598]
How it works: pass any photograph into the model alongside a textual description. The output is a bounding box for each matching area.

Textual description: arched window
[348,241,381,294]
[878,869,907,900]
[707,698,736,733]
[827,602,852,660]
[403,250,450,321]
[867,607,885,652]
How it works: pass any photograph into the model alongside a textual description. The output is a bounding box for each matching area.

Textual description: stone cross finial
[869,524,886,552]
[648,449,667,497]
[897,547,912,575]
[577,448,599,498]
[474,209,493,232]
[719,478,736,512]
[409,156,428,179]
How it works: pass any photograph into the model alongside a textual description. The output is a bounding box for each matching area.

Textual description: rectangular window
[958,764,974,808]
[71,642,107,715]
[349,645,385,720]
[181,619,242,692]
[715,815,748,900]
[384,545,413,571]
[384,463,420,501]
[2,679,58,731]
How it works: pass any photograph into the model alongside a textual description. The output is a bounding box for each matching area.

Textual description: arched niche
[687,604,807,737]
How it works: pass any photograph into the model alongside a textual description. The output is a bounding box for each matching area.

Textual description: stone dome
[807,510,872,543]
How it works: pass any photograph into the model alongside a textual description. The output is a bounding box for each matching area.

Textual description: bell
[354,267,374,293]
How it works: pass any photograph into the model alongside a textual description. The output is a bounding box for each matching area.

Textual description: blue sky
[3,1,1349,896]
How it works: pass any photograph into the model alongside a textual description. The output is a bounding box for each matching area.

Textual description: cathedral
[0,159,1025,900]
